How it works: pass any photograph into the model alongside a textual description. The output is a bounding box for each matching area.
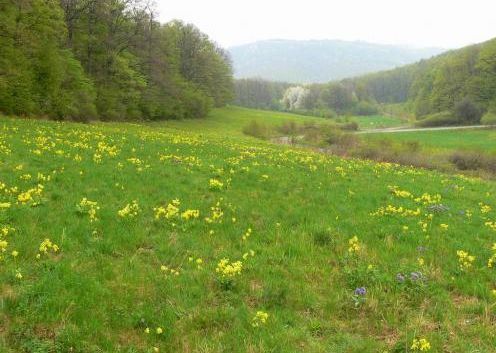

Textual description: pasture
[0,108,495,352]
[365,128,496,154]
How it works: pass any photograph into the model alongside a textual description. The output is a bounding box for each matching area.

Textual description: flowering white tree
[281,86,309,111]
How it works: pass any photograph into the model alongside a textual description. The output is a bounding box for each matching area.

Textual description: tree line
[0,0,234,121]
[235,38,496,125]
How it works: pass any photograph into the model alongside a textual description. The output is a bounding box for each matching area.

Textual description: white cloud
[156,0,495,49]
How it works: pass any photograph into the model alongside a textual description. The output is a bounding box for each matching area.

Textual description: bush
[481,111,496,125]
[453,97,483,124]
[340,121,359,131]
[242,120,272,139]
[351,101,379,116]
[415,111,458,127]
[449,151,496,173]
[324,129,358,149]
[317,109,337,119]
[277,121,301,135]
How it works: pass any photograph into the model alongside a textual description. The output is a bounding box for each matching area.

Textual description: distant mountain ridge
[229,39,445,83]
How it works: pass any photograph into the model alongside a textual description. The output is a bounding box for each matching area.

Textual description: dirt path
[357,125,496,134]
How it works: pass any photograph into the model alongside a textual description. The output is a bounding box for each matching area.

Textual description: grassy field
[159,106,334,136]
[348,115,407,130]
[366,128,496,154]
[1,107,496,352]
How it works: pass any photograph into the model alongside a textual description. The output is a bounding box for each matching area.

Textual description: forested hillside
[0,0,233,121]
[229,39,443,83]
[352,38,496,119]
[234,38,496,125]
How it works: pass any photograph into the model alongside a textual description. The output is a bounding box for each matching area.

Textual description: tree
[281,86,309,111]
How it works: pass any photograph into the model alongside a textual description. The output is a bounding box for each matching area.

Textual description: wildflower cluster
[389,185,412,198]
[118,200,141,218]
[479,202,491,214]
[17,184,44,206]
[160,265,180,276]
[487,243,496,268]
[205,202,224,223]
[154,199,180,220]
[216,258,243,278]
[457,250,475,271]
[485,221,496,232]
[37,238,60,258]
[181,209,200,220]
[411,337,431,351]
[241,228,252,241]
[251,311,269,327]
[209,178,224,190]
[77,198,100,222]
[348,236,360,254]
[371,205,421,217]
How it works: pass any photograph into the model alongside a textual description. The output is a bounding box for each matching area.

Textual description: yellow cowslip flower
[252,311,269,327]
[205,204,224,224]
[0,240,8,252]
[78,198,100,222]
[154,201,180,220]
[457,250,475,271]
[440,224,449,231]
[181,209,200,220]
[144,327,150,334]
[0,202,11,209]
[485,222,496,232]
[15,271,22,280]
[209,178,224,190]
[11,250,18,257]
[118,200,141,218]
[216,258,243,278]
[241,228,252,241]
[487,243,496,268]
[411,338,431,351]
[243,250,255,260]
[479,203,491,214]
[348,236,360,254]
[39,238,59,255]
[156,327,163,334]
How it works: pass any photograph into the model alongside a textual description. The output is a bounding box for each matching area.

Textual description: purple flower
[410,271,423,281]
[396,273,406,283]
[354,287,366,296]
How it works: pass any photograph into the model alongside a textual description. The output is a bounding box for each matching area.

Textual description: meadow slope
[0,109,496,352]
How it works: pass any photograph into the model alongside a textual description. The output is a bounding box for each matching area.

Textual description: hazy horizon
[157,0,495,49]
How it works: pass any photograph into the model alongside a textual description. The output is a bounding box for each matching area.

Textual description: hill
[229,39,444,83]
[349,37,496,120]
[1,107,496,352]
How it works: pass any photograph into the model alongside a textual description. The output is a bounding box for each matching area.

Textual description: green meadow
[0,107,496,353]
[348,115,407,130]
[365,128,496,154]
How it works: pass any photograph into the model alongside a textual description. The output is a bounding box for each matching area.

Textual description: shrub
[415,111,458,127]
[318,109,337,119]
[453,97,483,124]
[449,151,496,173]
[277,121,301,135]
[351,101,379,116]
[242,120,271,139]
[340,121,359,131]
[481,111,496,125]
[324,129,358,149]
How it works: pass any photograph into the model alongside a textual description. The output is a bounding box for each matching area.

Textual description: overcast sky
[157,0,495,49]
